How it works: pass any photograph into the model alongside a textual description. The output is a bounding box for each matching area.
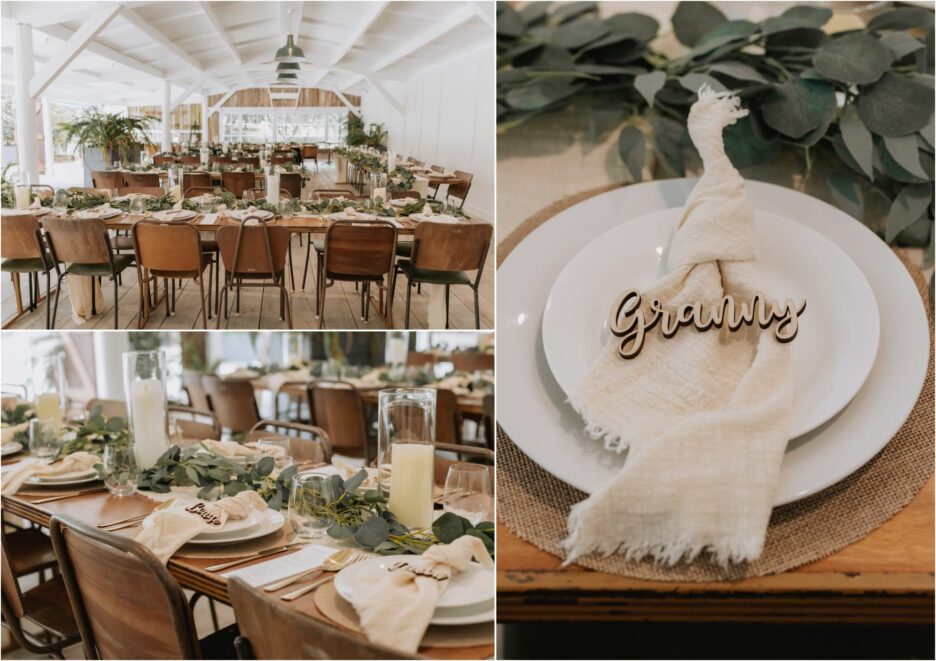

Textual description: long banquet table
[2,456,492,660]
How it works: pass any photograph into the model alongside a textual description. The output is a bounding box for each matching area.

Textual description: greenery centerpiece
[57,108,154,164]
[389,166,416,192]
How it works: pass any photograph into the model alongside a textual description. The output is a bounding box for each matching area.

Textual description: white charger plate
[497,180,929,506]
[231,209,274,221]
[181,509,284,546]
[153,209,197,222]
[334,557,494,625]
[28,468,100,487]
[1,441,23,456]
[327,212,378,221]
[410,214,459,224]
[76,208,122,220]
[193,513,262,540]
[542,208,879,441]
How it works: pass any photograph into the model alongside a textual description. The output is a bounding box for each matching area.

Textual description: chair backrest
[201,375,260,433]
[85,398,127,418]
[237,157,259,169]
[433,442,494,487]
[216,222,290,277]
[430,165,444,173]
[312,189,360,201]
[248,419,333,464]
[91,171,123,190]
[182,172,212,190]
[40,216,112,264]
[179,155,200,165]
[182,369,212,410]
[49,515,200,660]
[270,155,292,166]
[406,352,437,368]
[482,393,494,451]
[152,155,176,165]
[301,145,318,158]
[307,382,370,459]
[123,172,161,188]
[279,172,302,199]
[221,171,257,199]
[435,388,462,445]
[449,352,494,373]
[133,220,203,274]
[118,187,165,197]
[212,156,235,166]
[447,170,473,201]
[1,214,44,260]
[323,221,397,278]
[168,405,221,441]
[184,186,217,198]
[412,222,492,273]
[1,531,25,619]
[228,577,421,660]
[30,184,54,198]
[68,187,112,197]
[389,190,421,202]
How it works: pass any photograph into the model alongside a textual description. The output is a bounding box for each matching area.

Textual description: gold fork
[280,552,368,601]
[261,548,352,592]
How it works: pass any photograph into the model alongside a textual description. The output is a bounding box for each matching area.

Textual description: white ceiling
[0,1,494,106]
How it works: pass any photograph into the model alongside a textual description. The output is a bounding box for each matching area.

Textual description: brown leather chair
[183,185,217,198]
[41,216,135,329]
[30,184,54,198]
[446,171,473,210]
[1,531,81,657]
[248,419,333,465]
[216,219,292,328]
[85,397,127,418]
[1,213,56,327]
[308,381,372,463]
[168,404,221,441]
[318,220,397,328]
[270,153,293,166]
[391,222,492,329]
[201,374,261,434]
[406,351,437,368]
[428,164,444,198]
[279,172,302,199]
[132,220,213,328]
[221,171,257,199]
[433,442,494,487]
[212,156,235,167]
[435,388,463,445]
[236,157,260,169]
[182,171,212,191]
[182,369,212,410]
[117,186,165,197]
[450,352,494,373]
[123,172,161,188]
[49,515,237,660]
[179,155,201,165]
[301,144,319,172]
[389,190,421,202]
[153,155,176,165]
[1,526,58,581]
[229,577,422,660]
[91,170,123,190]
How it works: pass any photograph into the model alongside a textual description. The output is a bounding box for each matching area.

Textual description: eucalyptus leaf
[883,135,931,179]
[672,1,727,47]
[880,32,925,60]
[224,480,249,496]
[618,125,646,182]
[866,8,935,33]
[604,13,659,42]
[859,72,934,137]
[827,172,865,221]
[326,523,356,540]
[723,114,780,169]
[706,62,768,83]
[679,73,728,94]
[505,78,582,110]
[634,71,666,106]
[354,516,390,548]
[432,512,469,544]
[876,140,930,183]
[813,34,891,85]
[519,2,549,26]
[552,1,596,24]
[763,5,833,35]
[497,5,524,37]
[839,104,874,180]
[761,78,836,139]
[254,455,275,477]
[105,417,126,432]
[688,20,758,58]
[886,184,933,242]
[343,468,368,494]
[551,16,607,50]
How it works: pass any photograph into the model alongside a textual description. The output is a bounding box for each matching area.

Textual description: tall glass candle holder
[378,388,436,529]
[31,354,66,429]
[123,350,169,469]
[282,333,305,367]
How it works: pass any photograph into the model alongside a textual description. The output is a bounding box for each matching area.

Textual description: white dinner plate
[409,214,459,224]
[193,513,261,540]
[76,208,122,220]
[230,209,274,221]
[335,557,494,624]
[153,209,197,222]
[28,468,100,487]
[390,197,418,207]
[31,207,51,216]
[177,508,284,546]
[498,180,929,506]
[327,212,378,221]
[542,208,879,441]
[1,441,23,456]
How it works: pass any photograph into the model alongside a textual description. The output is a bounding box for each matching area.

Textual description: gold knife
[205,542,303,572]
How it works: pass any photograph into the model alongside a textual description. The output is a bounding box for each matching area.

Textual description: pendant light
[276,62,300,72]
[274,11,305,63]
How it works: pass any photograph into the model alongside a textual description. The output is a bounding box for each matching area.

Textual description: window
[221,112,274,143]
[219,109,348,144]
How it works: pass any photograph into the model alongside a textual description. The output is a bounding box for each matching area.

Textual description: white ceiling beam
[329,87,362,117]
[362,74,403,115]
[198,1,242,65]
[38,23,166,79]
[4,1,160,28]
[121,7,204,73]
[209,88,237,115]
[373,6,475,73]
[305,0,389,91]
[29,4,123,99]
[171,72,210,111]
[469,1,495,30]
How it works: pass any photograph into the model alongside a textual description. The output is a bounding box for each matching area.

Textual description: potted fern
[56,108,154,185]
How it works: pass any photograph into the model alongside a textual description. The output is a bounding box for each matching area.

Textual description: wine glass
[102,443,139,496]
[288,471,332,539]
[52,189,69,217]
[255,436,293,470]
[443,463,491,524]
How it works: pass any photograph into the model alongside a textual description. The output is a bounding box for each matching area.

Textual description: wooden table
[497,477,934,624]
[2,462,492,659]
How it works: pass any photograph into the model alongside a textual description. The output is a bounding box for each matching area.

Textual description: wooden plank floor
[1,163,493,331]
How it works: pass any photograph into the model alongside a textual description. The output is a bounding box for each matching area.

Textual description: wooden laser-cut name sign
[609,289,807,359]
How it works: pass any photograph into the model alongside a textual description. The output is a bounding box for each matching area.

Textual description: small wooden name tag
[185,502,224,526]
[609,289,806,359]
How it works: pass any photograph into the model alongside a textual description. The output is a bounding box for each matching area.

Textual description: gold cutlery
[280,552,367,602]
[206,542,304,572]
[97,499,176,530]
[261,549,351,592]
[30,487,108,504]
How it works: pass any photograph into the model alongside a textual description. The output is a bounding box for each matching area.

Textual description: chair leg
[445,284,450,329]
[198,276,208,329]
[282,283,293,329]
[51,274,63,329]
[45,271,52,330]
[236,277,241,314]
[91,279,96,315]
[314,252,322,318]
[287,241,296,291]
[206,257,213,320]
[113,276,119,329]
[164,278,171,316]
[27,271,34,311]
[11,273,23,315]
[473,286,480,329]
[302,242,312,290]
[405,281,413,329]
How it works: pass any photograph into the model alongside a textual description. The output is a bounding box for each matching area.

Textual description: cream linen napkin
[566,88,795,567]
[421,203,433,216]
[1,422,29,444]
[1,451,99,494]
[135,490,268,564]
[349,536,493,655]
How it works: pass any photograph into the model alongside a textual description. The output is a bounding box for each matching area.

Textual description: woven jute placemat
[496,186,934,581]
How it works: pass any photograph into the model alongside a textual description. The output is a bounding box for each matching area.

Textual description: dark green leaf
[679,73,728,94]
[551,17,607,49]
[672,1,727,47]
[688,21,758,58]
[105,417,126,432]
[342,468,368,494]
[497,5,524,37]
[519,2,550,25]
[604,13,660,42]
[723,114,781,169]
[277,464,299,486]
[326,523,356,539]
[876,140,930,183]
[763,6,833,35]
[254,455,275,477]
[224,480,249,496]
[432,512,469,544]
[197,485,215,499]
[886,184,933,242]
[706,62,768,83]
[859,73,934,137]
[827,172,864,220]
[813,34,892,85]
[761,78,836,139]
[634,70,666,106]
[185,467,199,484]
[839,104,874,179]
[354,516,390,548]
[464,528,495,553]
[552,2,596,24]
[618,125,646,182]
[505,78,582,110]
[866,8,935,33]
[532,45,576,70]
[880,32,925,60]
[883,135,930,179]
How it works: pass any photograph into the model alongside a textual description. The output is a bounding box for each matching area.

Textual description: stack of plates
[153,209,197,222]
[143,508,285,546]
[28,467,100,487]
[498,180,929,505]
[76,207,122,220]
[409,214,459,224]
[328,211,378,221]
[1,441,23,457]
[335,557,494,625]
[230,209,275,222]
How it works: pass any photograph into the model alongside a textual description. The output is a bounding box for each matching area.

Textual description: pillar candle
[15,185,31,210]
[372,187,386,202]
[130,378,168,468]
[387,443,434,528]
[266,172,280,205]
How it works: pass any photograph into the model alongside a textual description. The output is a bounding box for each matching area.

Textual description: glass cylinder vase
[123,350,169,469]
[31,354,66,429]
[378,388,436,529]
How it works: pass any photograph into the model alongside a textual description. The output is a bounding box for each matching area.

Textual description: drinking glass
[130,195,147,217]
[52,189,69,217]
[29,419,61,459]
[31,354,66,429]
[102,443,138,496]
[443,463,491,524]
[255,436,293,470]
[378,388,436,529]
[288,471,332,539]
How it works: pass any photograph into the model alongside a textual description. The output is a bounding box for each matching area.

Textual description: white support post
[162,79,171,151]
[13,22,39,183]
[201,90,210,144]
[41,97,54,177]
